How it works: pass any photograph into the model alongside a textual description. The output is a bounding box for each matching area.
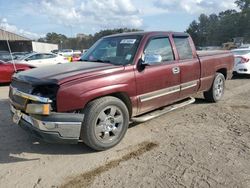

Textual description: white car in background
[231,48,250,75]
[58,49,74,57]
[13,53,69,68]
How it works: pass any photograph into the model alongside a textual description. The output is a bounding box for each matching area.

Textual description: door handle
[172,67,180,74]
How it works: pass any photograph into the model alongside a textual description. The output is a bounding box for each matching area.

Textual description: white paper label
[120,39,136,44]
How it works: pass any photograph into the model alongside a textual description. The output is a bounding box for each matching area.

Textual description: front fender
[79,84,129,104]
[57,83,137,113]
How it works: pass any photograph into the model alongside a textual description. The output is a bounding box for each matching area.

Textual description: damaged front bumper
[10,105,84,144]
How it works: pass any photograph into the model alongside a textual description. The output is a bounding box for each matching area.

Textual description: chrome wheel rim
[94,105,124,144]
[214,77,224,99]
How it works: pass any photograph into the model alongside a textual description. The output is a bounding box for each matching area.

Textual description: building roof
[0,28,31,41]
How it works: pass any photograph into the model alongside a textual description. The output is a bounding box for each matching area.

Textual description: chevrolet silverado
[9,31,234,150]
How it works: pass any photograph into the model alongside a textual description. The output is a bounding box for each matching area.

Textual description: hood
[13,62,124,85]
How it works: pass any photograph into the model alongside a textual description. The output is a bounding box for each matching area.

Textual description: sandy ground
[0,76,250,188]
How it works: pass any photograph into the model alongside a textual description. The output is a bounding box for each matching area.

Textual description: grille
[9,79,33,110]
[11,79,33,93]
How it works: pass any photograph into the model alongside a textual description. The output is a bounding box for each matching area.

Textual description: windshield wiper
[80,59,89,62]
[80,58,113,64]
[80,59,111,63]
[92,59,111,63]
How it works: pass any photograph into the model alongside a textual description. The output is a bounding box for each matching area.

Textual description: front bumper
[10,105,84,144]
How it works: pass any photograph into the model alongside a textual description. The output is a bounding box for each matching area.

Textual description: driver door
[135,36,181,114]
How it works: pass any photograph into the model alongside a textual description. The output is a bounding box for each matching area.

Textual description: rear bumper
[10,105,84,144]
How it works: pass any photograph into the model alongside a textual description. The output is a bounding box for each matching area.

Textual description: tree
[37,28,142,50]
[45,32,67,44]
[235,0,250,10]
[186,1,246,46]
[235,0,250,41]
[186,21,200,45]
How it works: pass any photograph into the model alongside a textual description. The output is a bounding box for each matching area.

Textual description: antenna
[2,28,17,72]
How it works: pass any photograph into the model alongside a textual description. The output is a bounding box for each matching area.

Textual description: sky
[0,0,237,39]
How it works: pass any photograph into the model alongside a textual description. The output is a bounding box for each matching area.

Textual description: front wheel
[204,73,225,102]
[81,96,129,151]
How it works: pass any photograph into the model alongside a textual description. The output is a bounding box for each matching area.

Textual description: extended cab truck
[9,32,234,151]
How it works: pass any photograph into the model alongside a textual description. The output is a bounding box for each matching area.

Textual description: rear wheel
[81,96,129,151]
[204,73,225,102]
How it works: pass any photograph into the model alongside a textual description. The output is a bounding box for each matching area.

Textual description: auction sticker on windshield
[120,39,137,44]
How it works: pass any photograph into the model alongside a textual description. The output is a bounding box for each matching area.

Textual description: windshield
[232,50,250,56]
[13,52,31,60]
[18,53,35,60]
[81,35,142,65]
[0,53,12,61]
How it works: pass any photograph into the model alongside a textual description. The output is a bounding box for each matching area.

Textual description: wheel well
[217,68,227,79]
[110,92,132,118]
[84,92,133,118]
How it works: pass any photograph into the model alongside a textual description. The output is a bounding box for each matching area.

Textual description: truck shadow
[0,83,10,87]
[0,96,206,164]
[194,97,207,104]
[232,74,250,79]
[0,99,142,164]
[0,99,95,164]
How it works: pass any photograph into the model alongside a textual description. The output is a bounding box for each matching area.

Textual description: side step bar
[131,97,195,123]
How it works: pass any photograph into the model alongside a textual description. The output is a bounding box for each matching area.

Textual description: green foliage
[37,28,142,50]
[235,0,250,10]
[186,0,250,46]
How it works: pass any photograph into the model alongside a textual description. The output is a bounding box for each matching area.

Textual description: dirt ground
[1,76,250,188]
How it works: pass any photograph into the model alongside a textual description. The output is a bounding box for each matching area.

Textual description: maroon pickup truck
[9,31,234,150]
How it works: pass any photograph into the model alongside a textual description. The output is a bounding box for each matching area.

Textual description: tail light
[240,57,249,64]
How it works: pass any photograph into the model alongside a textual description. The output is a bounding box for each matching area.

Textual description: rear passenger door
[136,36,181,114]
[173,35,200,98]
[43,54,58,65]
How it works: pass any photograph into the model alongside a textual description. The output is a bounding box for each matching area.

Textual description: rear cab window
[173,36,193,60]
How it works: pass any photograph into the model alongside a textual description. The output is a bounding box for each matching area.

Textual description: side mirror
[141,54,162,66]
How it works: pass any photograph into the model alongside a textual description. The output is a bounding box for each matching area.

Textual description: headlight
[32,84,59,111]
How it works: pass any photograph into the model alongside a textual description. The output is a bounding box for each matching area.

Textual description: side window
[51,54,57,58]
[43,54,55,59]
[173,37,193,60]
[144,37,174,63]
[35,54,43,59]
[26,54,39,60]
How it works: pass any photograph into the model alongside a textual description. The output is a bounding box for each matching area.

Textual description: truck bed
[197,50,231,57]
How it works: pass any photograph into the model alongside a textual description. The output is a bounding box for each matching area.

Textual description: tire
[81,96,129,151]
[204,73,225,102]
